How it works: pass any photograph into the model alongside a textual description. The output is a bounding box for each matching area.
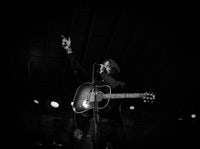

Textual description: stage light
[50,100,60,108]
[178,117,183,120]
[33,99,39,104]
[191,114,196,118]
[129,106,135,110]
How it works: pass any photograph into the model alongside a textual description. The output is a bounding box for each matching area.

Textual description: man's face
[103,61,111,74]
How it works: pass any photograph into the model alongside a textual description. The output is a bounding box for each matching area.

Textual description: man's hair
[103,59,120,75]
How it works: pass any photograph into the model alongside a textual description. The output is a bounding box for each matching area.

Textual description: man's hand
[74,129,83,141]
[118,81,126,89]
[99,64,106,74]
[61,35,72,54]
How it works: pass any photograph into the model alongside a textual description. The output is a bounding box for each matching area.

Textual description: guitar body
[72,82,111,113]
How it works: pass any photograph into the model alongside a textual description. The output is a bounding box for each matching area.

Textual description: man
[62,35,126,149]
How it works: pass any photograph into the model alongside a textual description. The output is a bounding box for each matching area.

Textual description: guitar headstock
[142,92,155,103]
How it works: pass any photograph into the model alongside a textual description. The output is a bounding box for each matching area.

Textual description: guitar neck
[103,93,145,99]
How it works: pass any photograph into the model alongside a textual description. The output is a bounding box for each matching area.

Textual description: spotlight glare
[34,99,39,104]
[191,114,196,118]
[50,101,59,108]
[129,106,135,110]
[178,117,183,120]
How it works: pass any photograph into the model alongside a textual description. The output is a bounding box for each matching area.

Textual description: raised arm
[61,35,91,81]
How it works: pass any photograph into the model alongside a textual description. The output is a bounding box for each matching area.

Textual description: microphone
[95,63,106,74]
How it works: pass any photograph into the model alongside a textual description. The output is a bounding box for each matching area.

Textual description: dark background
[4,2,199,149]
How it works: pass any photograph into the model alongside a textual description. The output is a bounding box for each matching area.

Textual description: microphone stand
[92,62,99,149]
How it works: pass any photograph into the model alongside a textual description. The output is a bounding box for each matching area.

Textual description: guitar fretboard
[103,93,144,99]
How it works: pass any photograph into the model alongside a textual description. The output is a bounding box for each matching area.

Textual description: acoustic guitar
[71,82,155,113]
